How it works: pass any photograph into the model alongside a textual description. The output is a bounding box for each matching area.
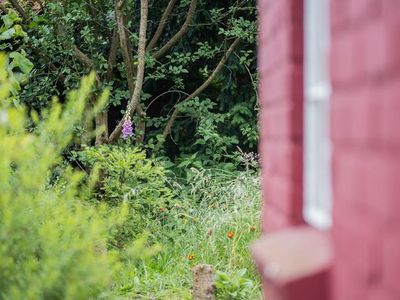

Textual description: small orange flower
[250,226,257,232]
[227,231,234,239]
[159,207,165,212]
[187,254,194,260]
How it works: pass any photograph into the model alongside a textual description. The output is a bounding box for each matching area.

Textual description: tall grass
[116,169,262,299]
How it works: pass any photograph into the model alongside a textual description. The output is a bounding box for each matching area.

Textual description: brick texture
[257,0,400,299]
[330,1,400,299]
[258,0,304,233]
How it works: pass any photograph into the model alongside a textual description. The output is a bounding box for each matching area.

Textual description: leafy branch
[146,0,177,52]
[154,37,241,153]
[153,0,197,60]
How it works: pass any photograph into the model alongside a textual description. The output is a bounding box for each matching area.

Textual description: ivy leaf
[1,11,20,30]
[9,52,34,74]
[13,25,27,38]
[0,28,16,41]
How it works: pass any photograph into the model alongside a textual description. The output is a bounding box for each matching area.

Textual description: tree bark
[108,0,148,143]
[0,3,9,14]
[153,0,197,60]
[9,0,29,19]
[192,264,216,300]
[72,45,101,85]
[146,0,177,52]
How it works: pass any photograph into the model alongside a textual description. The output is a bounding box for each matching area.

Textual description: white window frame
[303,0,332,230]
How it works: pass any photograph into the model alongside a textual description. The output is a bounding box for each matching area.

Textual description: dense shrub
[77,146,173,206]
[0,55,128,299]
[76,145,179,241]
[0,1,261,297]
[0,0,258,162]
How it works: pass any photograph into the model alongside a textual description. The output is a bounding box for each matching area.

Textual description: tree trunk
[192,264,216,300]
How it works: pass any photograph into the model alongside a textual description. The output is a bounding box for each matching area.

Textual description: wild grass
[115,169,262,299]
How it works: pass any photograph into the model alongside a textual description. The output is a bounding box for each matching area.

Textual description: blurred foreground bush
[0,54,128,300]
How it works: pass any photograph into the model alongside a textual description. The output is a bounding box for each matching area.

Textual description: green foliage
[0,11,33,101]
[0,55,127,299]
[176,96,239,165]
[215,269,254,300]
[77,146,173,205]
[2,0,258,164]
[75,145,178,241]
[115,168,262,299]
[0,1,261,298]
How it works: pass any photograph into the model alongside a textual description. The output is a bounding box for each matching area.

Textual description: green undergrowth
[0,52,261,299]
[115,169,262,299]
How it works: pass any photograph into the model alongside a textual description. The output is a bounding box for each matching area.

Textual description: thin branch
[72,44,101,146]
[108,0,148,143]
[146,0,177,52]
[233,51,259,105]
[152,0,197,60]
[154,38,241,153]
[8,0,29,19]
[124,22,147,143]
[0,3,9,14]
[146,89,189,111]
[114,0,135,91]
[72,45,100,85]
[54,21,101,84]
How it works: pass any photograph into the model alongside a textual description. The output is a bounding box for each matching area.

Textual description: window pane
[304,0,332,230]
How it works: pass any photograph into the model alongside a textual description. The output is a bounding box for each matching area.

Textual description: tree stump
[192,264,216,300]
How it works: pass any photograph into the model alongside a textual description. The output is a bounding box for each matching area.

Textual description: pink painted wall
[258,0,304,232]
[330,1,400,299]
[257,0,400,299]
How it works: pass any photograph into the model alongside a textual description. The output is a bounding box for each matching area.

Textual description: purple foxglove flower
[122,117,133,139]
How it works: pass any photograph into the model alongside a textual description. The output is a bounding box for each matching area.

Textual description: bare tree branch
[108,0,148,143]
[8,0,28,19]
[152,0,197,60]
[146,0,177,52]
[154,38,241,153]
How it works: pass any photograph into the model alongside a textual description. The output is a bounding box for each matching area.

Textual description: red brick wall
[258,0,304,232]
[330,1,400,299]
